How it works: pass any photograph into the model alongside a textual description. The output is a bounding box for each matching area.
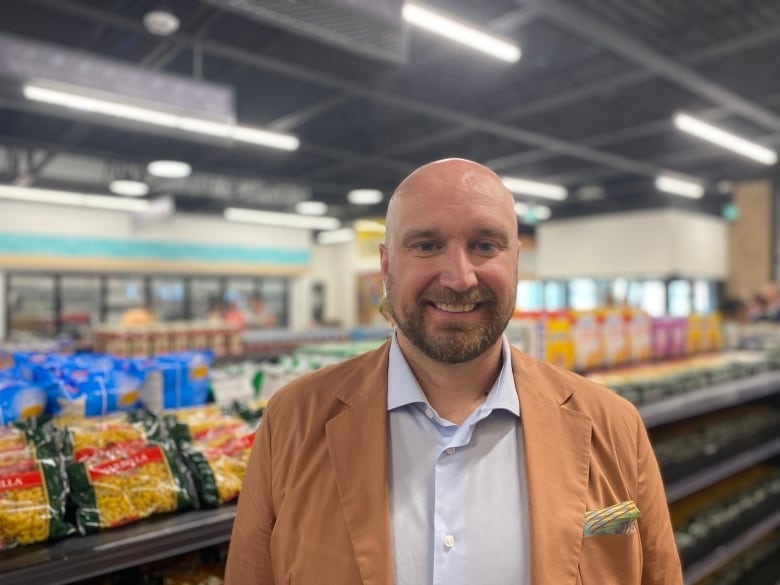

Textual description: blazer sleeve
[224,404,276,585]
[635,416,683,585]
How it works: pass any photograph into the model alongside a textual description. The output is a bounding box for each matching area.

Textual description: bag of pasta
[0,454,73,548]
[67,441,195,534]
[181,425,256,508]
[60,411,163,463]
[164,405,244,451]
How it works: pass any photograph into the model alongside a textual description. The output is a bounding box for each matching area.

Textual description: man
[225,159,682,585]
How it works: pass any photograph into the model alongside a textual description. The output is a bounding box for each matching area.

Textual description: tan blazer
[225,342,682,585]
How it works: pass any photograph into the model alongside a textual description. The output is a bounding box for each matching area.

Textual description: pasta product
[0,423,59,460]
[0,457,73,548]
[68,443,195,533]
[183,430,255,507]
[164,406,247,451]
[60,412,163,462]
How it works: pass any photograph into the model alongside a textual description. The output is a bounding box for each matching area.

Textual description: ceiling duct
[0,33,234,123]
[203,0,408,63]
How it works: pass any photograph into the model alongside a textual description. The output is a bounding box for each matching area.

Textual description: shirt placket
[430,406,488,585]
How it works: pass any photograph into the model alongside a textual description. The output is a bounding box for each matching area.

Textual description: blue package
[0,374,49,424]
[132,350,212,410]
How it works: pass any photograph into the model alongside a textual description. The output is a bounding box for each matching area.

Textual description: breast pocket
[577,532,641,585]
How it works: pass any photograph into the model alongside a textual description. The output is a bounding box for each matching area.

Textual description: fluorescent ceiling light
[317,228,355,245]
[109,179,149,197]
[295,201,328,216]
[23,84,300,151]
[147,160,192,179]
[224,207,341,230]
[403,2,521,63]
[514,202,551,221]
[654,174,705,198]
[347,188,383,205]
[673,112,778,165]
[501,176,568,200]
[0,184,150,211]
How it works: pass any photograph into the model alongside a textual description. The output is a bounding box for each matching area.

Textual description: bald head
[385,158,518,246]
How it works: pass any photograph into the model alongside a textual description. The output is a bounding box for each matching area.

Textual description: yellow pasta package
[67,443,195,533]
[0,456,73,548]
[182,429,256,507]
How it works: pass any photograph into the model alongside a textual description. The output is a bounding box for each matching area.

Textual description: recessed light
[109,179,149,197]
[347,189,383,205]
[147,160,192,179]
[143,10,180,36]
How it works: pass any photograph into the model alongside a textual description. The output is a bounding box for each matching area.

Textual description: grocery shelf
[683,508,780,585]
[666,437,780,503]
[640,370,780,428]
[0,506,236,585]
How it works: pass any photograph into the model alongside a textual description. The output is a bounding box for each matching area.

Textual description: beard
[384,276,514,364]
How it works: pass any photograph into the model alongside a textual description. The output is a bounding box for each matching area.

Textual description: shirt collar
[387,331,520,418]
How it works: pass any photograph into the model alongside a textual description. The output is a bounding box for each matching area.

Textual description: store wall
[537,209,728,279]
[0,200,311,275]
[518,234,538,278]
[310,241,357,328]
[727,180,772,299]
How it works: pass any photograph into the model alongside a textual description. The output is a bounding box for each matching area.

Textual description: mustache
[421,287,495,304]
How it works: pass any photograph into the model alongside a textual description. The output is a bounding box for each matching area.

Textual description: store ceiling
[0,0,779,229]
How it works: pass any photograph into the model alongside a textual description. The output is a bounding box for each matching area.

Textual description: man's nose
[439,247,478,292]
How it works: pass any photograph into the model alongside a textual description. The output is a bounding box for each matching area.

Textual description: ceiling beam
[490,90,780,174]
[199,42,676,179]
[309,21,780,179]
[522,0,780,131]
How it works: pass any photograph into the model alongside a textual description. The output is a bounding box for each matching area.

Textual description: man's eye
[475,242,496,252]
[416,242,437,252]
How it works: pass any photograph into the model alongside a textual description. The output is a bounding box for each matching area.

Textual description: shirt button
[445,447,456,455]
[424,408,434,419]
[443,534,455,549]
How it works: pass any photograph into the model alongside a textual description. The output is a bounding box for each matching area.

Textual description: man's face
[380,162,520,364]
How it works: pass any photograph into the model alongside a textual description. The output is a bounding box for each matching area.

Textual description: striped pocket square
[584,500,641,536]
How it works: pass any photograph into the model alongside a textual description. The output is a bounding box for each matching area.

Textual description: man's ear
[379,243,389,290]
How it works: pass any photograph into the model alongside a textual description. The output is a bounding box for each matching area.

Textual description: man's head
[380,158,520,364]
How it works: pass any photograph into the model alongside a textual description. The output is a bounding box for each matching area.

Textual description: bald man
[225,159,681,585]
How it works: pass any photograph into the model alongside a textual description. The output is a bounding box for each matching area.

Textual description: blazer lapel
[326,345,393,585]
[512,349,592,585]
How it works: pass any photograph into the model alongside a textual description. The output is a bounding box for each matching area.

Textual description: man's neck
[397,335,504,425]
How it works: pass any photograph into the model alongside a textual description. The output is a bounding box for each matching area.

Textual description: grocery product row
[1,330,780,584]
[0,369,777,584]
